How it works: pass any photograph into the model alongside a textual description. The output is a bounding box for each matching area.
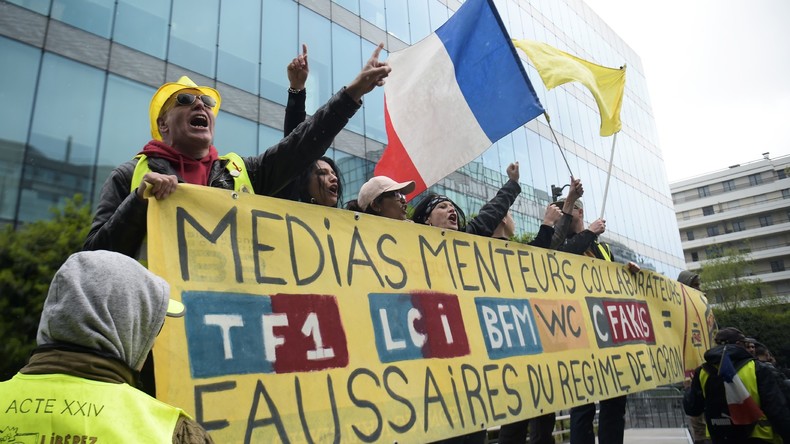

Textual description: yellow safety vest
[0,373,184,443]
[131,152,254,194]
[699,360,777,442]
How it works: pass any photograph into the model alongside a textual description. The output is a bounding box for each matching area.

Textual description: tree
[0,195,91,381]
[699,247,765,311]
[713,304,790,370]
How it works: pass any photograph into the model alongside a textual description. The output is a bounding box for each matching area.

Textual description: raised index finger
[302,43,308,57]
[368,42,384,63]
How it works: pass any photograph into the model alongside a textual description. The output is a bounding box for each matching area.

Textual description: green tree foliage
[699,247,765,310]
[714,304,790,369]
[0,195,91,381]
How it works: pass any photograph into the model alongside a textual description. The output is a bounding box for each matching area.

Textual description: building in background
[671,153,790,301]
[0,0,684,276]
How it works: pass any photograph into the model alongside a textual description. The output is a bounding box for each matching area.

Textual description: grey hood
[37,250,171,371]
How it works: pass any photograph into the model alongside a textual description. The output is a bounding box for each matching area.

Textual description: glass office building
[0,0,685,276]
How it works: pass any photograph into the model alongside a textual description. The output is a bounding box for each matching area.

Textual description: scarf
[139,140,219,186]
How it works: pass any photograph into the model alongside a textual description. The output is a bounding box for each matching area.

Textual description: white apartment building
[670,153,790,301]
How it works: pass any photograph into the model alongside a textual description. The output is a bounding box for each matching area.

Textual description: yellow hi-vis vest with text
[699,360,776,442]
[131,152,254,194]
[0,373,184,443]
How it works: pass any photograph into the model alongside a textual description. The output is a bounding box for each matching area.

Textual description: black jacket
[84,88,360,257]
[684,344,790,443]
[464,179,521,237]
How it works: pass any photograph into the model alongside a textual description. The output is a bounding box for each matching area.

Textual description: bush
[0,195,91,380]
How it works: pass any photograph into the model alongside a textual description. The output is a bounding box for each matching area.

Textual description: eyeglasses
[381,191,406,201]
[175,93,216,108]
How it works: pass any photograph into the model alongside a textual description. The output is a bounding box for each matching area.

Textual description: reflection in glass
[6,0,50,15]
[114,0,170,58]
[23,53,104,222]
[169,0,219,77]
[333,0,359,14]
[360,0,385,29]
[218,0,260,93]
[0,37,40,222]
[300,6,332,114]
[427,0,448,31]
[385,0,410,43]
[332,24,363,134]
[94,75,154,206]
[361,40,387,143]
[51,0,114,38]
[214,112,258,158]
[408,0,430,43]
[258,124,281,154]
[260,0,297,105]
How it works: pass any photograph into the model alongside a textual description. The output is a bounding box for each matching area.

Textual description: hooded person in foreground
[0,250,213,443]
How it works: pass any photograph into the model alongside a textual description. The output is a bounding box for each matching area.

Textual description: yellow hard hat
[149,76,221,140]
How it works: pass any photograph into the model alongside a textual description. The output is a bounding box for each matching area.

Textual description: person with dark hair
[346,176,415,220]
[0,251,213,443]
[411,162,521,236]
[275,44,344,208]
[684,327,790,443]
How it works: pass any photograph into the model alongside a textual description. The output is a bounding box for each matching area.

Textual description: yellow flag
[513,39,625,136]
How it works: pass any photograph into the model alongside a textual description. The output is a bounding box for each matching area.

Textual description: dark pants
[569,396,627,444]
[498,413,556,444]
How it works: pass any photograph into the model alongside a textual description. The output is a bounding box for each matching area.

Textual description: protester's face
[427,201,458,230]
[571,207,585,233]
[373,190,407,220]
[158,89,215,155]
[308,160,339,207]
[745,342,756,355]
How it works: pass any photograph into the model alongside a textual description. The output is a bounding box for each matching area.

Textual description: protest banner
[147,185,714,443]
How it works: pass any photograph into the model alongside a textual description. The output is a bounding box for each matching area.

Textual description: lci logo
[368,292,470,363]
[182,291,349,378]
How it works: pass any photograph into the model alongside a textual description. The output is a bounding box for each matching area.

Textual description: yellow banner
[148,185,714,443]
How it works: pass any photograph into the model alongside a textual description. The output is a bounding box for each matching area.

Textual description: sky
[581,0,790,183]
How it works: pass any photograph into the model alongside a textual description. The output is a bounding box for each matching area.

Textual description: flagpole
[544,112,574,178]
[599,131,618,218]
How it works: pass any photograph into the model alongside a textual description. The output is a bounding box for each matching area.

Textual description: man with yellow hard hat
[84,44,390,258]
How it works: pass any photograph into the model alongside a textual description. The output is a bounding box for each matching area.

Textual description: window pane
[299,7,332,113]
[361,40,387,143]
[214,113,258,158]
[169,0,219,77]
[0,37,40,222]
[114,0,170,58]
[332,23,363,134]
[408,0,431,43]
[258,124,282,154]
[333,0,359,14]
[23,53,105,222]
[260,0,297,105]
[360,0,385,29]
[428,0,448,31]
[51,0,114,38]
[217,0,260,93]
[385,0,410,42]
[6,0,50,14]
[94,75,154,205]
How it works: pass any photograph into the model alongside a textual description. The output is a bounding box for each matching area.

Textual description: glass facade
[0,0,685,276]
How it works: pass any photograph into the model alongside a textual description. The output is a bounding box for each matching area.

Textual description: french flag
[719,348,765,424]
[375,0,544,200]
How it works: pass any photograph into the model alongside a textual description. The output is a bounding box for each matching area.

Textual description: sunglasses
[175,93,216,108]
[380,191,406,201]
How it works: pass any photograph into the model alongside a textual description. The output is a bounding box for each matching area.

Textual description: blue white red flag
[719,348,764,424]
[375,0,544,200]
